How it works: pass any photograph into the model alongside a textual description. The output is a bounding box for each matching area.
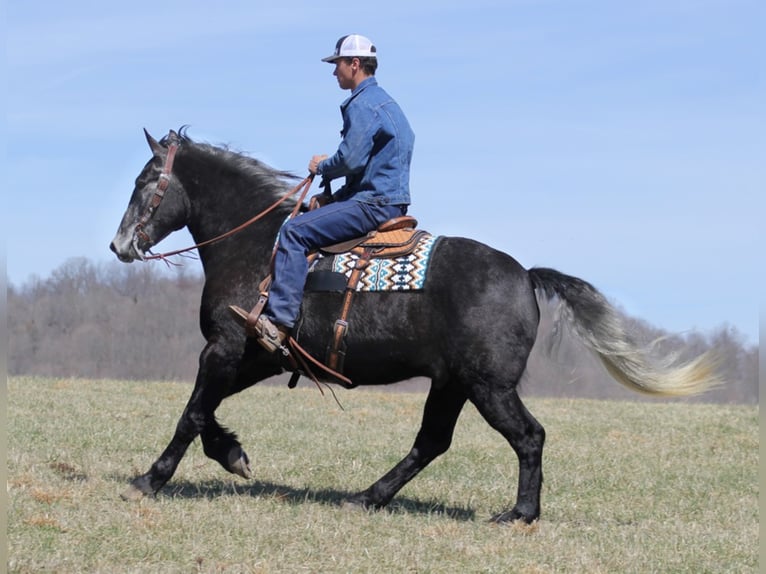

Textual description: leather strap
[245,291,269,337]
[146,175,315,262]
[326,249,372,372]
[289,337,354,388]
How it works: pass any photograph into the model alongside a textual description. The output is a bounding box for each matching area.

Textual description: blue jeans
[265,200,406,328]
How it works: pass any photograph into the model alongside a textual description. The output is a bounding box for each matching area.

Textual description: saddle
[246,215,426,390]
[320,215,423,258]
[312,216,428,379]
[300,215,428,388]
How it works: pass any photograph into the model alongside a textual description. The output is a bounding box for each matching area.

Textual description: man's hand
[308,193,331,210]
[308,154,328,175]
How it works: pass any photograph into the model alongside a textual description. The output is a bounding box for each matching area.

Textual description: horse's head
[110,129,192,262]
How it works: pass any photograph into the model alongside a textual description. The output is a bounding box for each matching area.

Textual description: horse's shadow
[116,475,477,522]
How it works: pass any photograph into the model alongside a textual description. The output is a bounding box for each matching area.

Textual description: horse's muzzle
[109,232,145,263]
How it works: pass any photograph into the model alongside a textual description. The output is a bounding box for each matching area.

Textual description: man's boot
[228,305,288,353]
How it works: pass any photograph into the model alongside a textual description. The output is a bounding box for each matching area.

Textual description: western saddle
[247,214,426,389]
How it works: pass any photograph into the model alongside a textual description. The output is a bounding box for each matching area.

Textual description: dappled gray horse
[110,129,719,523]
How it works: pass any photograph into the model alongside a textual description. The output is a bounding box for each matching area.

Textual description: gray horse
[110,129,719,523]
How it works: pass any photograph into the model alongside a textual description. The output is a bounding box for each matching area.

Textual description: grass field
[7,376,759,573]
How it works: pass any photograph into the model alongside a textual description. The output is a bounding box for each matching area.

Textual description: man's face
[333,58,357,90]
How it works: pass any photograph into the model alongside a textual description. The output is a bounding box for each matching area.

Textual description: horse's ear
[167,129,181,145]
[143,128,163,156]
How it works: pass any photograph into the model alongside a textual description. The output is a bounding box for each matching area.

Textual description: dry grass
[7,376,759,573]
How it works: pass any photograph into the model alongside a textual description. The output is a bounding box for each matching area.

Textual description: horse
[109,128,719,524]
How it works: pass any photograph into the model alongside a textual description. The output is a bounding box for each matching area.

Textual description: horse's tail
[528,267,722,397]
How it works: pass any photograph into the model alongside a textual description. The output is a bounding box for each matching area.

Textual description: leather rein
[134,135,315,262]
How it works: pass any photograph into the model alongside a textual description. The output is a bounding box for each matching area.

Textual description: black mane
[162,127,300,200]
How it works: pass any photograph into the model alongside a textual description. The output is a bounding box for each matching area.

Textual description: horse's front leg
[121,339,253,500]
[122,386,208,500]
[198,350,280,480]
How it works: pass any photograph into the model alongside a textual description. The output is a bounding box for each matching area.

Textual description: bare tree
[8,258,204,381]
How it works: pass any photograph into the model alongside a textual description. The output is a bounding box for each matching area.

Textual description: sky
[6,1,764,345]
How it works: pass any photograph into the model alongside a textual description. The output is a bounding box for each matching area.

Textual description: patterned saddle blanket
[307,231,439,292]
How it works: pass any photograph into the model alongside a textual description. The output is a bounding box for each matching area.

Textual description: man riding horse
[230,34,415,353]
[110,36,720,524]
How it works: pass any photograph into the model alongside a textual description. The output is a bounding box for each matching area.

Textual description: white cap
[321,34,377,63]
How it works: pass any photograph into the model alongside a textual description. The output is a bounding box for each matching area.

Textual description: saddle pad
[331,233,438,291]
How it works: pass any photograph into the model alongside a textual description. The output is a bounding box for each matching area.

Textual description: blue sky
[6,1,764,345]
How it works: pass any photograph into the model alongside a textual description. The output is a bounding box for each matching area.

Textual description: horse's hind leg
[470,386,545,523]
[346,384,467,510]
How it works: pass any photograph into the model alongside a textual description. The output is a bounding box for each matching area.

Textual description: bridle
[132,132,181,259]
[131,133,315,263]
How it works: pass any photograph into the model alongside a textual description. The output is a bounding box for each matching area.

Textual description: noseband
[132,133,181,256]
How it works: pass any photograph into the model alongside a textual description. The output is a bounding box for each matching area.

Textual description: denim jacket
[316,77,414,206]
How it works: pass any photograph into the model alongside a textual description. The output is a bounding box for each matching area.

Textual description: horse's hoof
[489,507,538,525]
[341,499,367,512]
[343,492,380,512]
[227,448,252,479]
[121,483,148,501]
[121,475,158,501]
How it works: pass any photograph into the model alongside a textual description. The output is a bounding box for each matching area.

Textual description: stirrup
[228,305,287,353]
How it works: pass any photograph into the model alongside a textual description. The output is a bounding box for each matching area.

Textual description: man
[231,34,415,352]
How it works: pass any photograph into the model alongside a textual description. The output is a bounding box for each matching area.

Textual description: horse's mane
[161,127,299,197]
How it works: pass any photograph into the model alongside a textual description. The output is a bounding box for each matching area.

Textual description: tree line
[7,257,758,403]
[8,258,205,382]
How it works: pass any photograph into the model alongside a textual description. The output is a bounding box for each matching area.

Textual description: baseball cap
[321,34,377,63]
